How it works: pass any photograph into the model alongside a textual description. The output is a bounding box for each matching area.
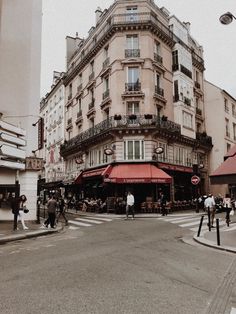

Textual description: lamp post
[219,12,236,25]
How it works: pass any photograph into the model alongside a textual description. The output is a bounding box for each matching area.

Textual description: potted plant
[114,114,122,120]
[144,114,153,119]
[129,114,137,120]
[161,115,168,121]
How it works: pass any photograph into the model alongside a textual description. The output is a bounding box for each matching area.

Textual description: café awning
[104,163,172,184]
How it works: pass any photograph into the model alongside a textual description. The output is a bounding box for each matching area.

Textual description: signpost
[191,175,200,185]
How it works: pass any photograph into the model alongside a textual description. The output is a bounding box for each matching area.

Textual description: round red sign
[191,175,200,185]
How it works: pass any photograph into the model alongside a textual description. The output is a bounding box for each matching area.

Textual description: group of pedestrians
[41,195,68,229]
[199,193,235,227]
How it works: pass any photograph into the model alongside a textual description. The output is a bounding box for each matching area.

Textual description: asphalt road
[0,216,235,314]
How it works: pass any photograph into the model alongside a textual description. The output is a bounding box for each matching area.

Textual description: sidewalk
[0,220,63,245]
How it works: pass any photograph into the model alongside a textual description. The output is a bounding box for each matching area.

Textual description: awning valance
[104,163,172,184]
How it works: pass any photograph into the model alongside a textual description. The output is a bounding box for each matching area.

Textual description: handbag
[23,206,29,213]
[230,209,235,216]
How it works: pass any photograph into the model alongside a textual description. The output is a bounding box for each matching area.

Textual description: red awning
[210,154,236,184]
[82,166,110,179]
[104,163,172,184]
[74,171,83,184]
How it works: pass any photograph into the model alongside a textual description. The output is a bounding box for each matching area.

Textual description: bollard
[197,215,204,237]
[216,218,220,246]
[207,207,211,231]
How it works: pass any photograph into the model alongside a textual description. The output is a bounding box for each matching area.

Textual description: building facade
[58,0,212,207]
[205,80,236,196]
[0,0,42,220]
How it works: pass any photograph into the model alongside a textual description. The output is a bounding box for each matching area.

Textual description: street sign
[191,175,200,185]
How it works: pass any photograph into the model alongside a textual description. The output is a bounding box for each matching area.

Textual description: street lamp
[219,12,236,25]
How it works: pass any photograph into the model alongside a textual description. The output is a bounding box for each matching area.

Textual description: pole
[207,207,211,231]
[216,218,220,246]
[195,185,199,213]
[197,215,204,237]
[36,198,40,224]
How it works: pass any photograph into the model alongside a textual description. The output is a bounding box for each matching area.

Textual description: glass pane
[134,141,140,159]
[128,141,133,160]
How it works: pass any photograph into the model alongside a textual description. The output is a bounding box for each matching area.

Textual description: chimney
[183,22,191,32]
[95,7,103,24]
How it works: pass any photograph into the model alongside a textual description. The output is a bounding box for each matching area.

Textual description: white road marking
[230,308,236,314]
[85,216,113,222]
[68,226,80,230]
[75,218,103,224]
[68,220,92,227]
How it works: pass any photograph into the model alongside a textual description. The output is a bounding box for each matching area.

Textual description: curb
[193,231,236,254]
[0,225,63,245]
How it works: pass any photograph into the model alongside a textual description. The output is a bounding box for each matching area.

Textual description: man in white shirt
[204,194,216,227]
[126,191,135,220]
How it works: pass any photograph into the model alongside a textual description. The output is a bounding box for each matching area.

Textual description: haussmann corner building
[59,0,212,210]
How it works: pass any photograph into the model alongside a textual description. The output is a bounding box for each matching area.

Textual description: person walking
[160,191,167,216]
[125,191,135,220]
[204,193,216,227]
[47,195,57,228]
[56,196,68,226]
[223,193,232,226]
[12,195,29,230]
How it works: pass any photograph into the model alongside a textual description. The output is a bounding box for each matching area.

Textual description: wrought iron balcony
[154,53,163,64]
[89,71,95,81]
[194,81,201,89]
[102,57,110,69]
[196,132,212,147]
[155,86,164,97]
[184,97,191,106]
[125,82,141,92]
[103,89,110,100]
[60,115,181,156]
[125,49,140,58]
[180,65,192,79]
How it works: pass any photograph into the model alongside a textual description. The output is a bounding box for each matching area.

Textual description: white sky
[41,0,236,98]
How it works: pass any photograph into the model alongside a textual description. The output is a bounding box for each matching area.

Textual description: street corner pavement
[193,221,236,254]
[0,220,63,245]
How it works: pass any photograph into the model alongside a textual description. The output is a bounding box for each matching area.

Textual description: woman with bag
[223,193,232,227]
[18,195,29,230]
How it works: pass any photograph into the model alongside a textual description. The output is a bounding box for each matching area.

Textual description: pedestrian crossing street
[67,215,113,230]
[158,213,226,232]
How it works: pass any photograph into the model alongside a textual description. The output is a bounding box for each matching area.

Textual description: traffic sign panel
[191,175,200,185]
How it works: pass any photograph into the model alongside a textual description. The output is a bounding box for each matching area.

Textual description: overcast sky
[41,0,236,98]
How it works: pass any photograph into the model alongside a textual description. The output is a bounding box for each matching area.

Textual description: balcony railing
[125,82,141,92]
[125,49,140,58]
[180,65,192,79]
[194,81,201,89]
[184,97,191,106]
[89,71,95,81]
[196,132,212,146]
[103,89,110,100]
[196,107,202,115]
[155,86,164,97]
[60,115,181,155]
[88,99,95,110]
[102,57,110,69]
[154,53,163,64]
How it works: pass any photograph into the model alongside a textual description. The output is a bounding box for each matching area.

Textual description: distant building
[204,80,236,196]
[0,0,42,220]
[38,71,65,199]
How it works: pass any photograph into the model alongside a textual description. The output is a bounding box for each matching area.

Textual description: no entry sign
[191,175,200,185]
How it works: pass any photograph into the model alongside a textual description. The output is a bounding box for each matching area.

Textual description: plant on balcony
[129,114,137,120]
[144,114,153,119]
[114,114,122,120]
[161,115,168,121]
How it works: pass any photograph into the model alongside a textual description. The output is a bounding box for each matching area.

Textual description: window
[172,50,178,67]
[232,104,236,117]
[104,46,109,58]
[124,140,144,160]
[183,111,193,129]
[128,67,139,83]
[227,143,231,152]
[127,102,139,114]
[224,98,229,113]
[126,6,138,21]
[155,41,161,55]
[174,146,184,165]
[126,35,139,49]
[157,142,167,162]
[225,118,230,137]
[233,123,236,140]
[104,77,109,91]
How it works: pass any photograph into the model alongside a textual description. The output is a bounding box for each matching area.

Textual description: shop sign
[25,157,44,170]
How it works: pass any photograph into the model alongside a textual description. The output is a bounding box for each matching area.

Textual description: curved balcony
[60,115,181,156]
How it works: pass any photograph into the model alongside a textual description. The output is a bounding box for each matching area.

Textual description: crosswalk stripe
[179,220,205,227]
[68,220,92,227]
[190,225,209,232]
[75,218,103,224]
[84,216,113,222]
[223,225,236,232]
[170,217,201,224]
[159,216,199,223]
